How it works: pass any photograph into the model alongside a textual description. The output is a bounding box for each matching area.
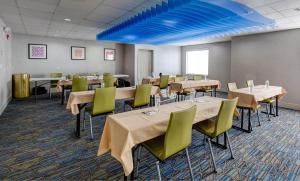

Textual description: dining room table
[66,86,160,138]
[228,85,286,133]
[142,76,175,85]
[170,79,221,97]
[97,96,225,178]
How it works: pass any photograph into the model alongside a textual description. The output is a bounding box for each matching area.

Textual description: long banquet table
[170,79,221,96]
[30,77,65,103]
[97,96,224,176]
[66,86,160,137]
[228,85,286,133]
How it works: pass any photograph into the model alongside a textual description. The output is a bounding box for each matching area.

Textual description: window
[186,50,209,75]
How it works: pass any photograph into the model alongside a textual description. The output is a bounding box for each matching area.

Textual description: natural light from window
[186,50,209,75]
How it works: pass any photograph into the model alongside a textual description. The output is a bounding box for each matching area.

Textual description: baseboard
[0,96,11,115]
[279,101,300,111]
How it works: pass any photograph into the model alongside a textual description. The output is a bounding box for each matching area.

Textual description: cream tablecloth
[97,96,224,176]
[56,79,102,92]
[228,85,286,109]
[142,77,175,85]
[170,79,221,93]
[66,86,160,115]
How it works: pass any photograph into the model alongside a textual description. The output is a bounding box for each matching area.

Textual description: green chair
[174,76,184,82]
[83,87,116,139]
[193,98,238,172]
[227,82,238,91]
[176,74,183,77]
[49,72,63,98]
[136,105,197,181]
[159,75,169,89]
[124,84,152,111]
[193,75,203,80]
[103,74,115,88]
[246,80,275,121]
[103,72,112,76]
[72,76,88,92]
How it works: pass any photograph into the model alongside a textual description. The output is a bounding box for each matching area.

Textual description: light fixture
[64,18,71,22]
[97,0,274,45]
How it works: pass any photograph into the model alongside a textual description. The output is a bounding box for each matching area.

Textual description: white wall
[135,44,181,84]
[0,18,12,115]
[181,42,231,92]
[12,34,124,76]
[231,29,300,109]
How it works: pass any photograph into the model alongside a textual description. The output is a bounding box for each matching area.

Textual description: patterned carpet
[0,93,300,180]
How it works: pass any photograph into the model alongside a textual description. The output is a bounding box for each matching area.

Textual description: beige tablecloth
[56,79,102,92]
[98,96,224,176]
[66,86,160,115]
[142,77,175,85]
[170,79,221,93]
[228,85,286,109]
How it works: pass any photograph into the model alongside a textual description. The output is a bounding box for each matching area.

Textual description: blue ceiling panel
[96,0,274,45]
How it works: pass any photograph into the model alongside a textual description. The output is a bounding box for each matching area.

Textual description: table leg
[276,96,279,116]
[76,104,81,138]
[35,81,37,103]
[214,87,217,97]
[61,85,65,105]
[248,108,252,132]
[241,108,244,129]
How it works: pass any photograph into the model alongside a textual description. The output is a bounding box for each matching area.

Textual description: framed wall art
[104,48,116,61]
[71,46,86,60]
[28,44,47,59]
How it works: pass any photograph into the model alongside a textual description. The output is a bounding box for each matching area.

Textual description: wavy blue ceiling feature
[96,0,274,45]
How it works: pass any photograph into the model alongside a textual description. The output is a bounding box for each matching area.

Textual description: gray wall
[231,29,300,109]
[135,44,181,84]
[0,18,12,115]
[12,34,124,76]
[123,44,135,84]
[182,41,231,92]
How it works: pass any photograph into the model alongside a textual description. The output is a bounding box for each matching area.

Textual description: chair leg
[272,103,276,117]
[256,109,261,126]
[207,138,217,173]
[89,115,94,140]
[123,102,126,112]
[266,104,271,121]
[83,111,86,131]
[185,148,194,181]
[49,88,52,99]
[135,146,142,178]
[194,92,197,98]
[156,161,162,181]
[202,135,206,145]
[225,131,234,159]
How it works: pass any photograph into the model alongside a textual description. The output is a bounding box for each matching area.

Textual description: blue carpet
[0,93,300,180]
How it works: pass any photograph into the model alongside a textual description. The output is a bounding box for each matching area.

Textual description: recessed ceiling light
[64,18,71,22]
[294,8,300,11]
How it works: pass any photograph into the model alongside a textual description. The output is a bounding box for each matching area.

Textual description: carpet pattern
[0,93,300,180]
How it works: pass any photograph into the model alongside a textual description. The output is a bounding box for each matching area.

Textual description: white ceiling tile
[92,5,127,19]
[16,0,58,13]
[103,0,142,10]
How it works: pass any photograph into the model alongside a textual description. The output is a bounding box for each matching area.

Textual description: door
[137,49,153,84]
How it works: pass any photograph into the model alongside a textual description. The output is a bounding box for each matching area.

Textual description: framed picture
[71,46,86,60]
[104,48,116,61]
[28,44,47,59]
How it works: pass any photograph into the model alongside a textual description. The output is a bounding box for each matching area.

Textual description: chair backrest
[247,80,254,87]
[176,74,183,77]
[72,76,88,92]
[163,105,197,159]
[159,75,169,89]
[103,74,115,88]
[50,73,63,87]
[103,73,112,76]
[213,98,238,137]
[227,82,237,91]
[175,76,184,82]
[92,87,116,115]
[193,75,203,80]
[133,84,152,107]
